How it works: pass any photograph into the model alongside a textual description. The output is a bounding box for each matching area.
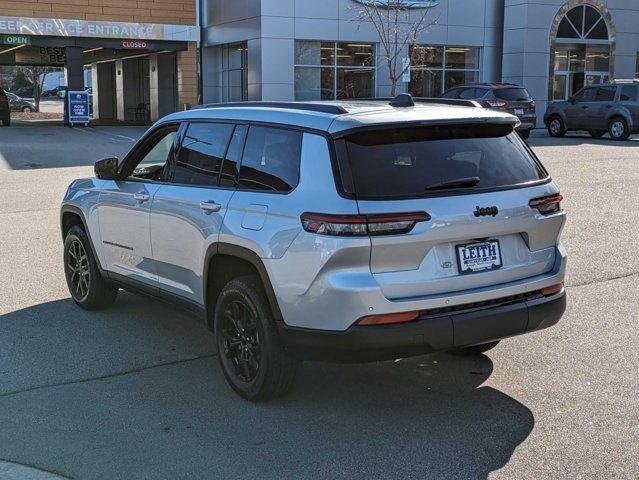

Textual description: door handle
[200,200,222,214]
[133,192,150,202]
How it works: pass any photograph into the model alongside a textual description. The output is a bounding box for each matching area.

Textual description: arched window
[557,5,609,40]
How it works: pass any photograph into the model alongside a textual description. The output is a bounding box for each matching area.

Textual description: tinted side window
[620,86,638,101]
[219,124,247,187]
[442,88,461,99]
[595,86,616,102]
[130,127,178,181]
[575,87,597,101]
[458,88,477,99]
[173,122,234,186]
[238,126,302,192]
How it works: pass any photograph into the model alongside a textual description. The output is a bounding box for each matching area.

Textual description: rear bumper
[278,290,566,363]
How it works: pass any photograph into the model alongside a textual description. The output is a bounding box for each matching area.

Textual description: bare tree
[354,0,437,96]
[19,66,53,112]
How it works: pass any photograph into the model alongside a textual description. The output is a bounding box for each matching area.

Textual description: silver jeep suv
[61,95,567,401]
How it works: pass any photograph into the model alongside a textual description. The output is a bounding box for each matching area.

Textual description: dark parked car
[6,92,36,112]
[0,88,10,126]
[545,80,639,141]
[442,83,536,139]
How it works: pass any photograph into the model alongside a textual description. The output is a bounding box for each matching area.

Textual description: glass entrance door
[552,44,610,100]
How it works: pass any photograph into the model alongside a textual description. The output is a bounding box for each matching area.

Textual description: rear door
[149,121,244,304]
[566,87,597,129]
[589,86,617,130]
[339,124,565,300]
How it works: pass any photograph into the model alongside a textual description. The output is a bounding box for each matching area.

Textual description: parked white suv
[61,95,567,400]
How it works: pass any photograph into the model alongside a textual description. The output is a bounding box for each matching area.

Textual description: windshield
[339,125,548,199]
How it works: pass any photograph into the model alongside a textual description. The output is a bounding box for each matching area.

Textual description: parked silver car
[61,95,567,400]
[545,80,639,140]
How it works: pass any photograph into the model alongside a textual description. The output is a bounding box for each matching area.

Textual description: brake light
[301,212,430,236]
[529,193,563,215]
[541,283,564,297]
[356,311,419,326]
[480,99,508,108]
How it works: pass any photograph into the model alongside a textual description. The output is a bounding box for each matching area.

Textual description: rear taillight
[300,212,430,236]
[480,99,508,108]
[356,311,419,326]
[529,193,563,215]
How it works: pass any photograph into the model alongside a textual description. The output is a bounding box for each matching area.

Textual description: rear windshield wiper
[424,176,480,191]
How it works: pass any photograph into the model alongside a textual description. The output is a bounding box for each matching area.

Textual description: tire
[547,115,566,137]
[22,106,33,113]
[1,116,9,127]
[462,341,500,355]
[518,129,531,140]
[214,275,299,401]
[63,225,118,310]
[588,130,605,138]
[608,117,630,141]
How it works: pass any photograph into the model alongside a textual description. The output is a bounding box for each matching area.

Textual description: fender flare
[60,204,106,274]
[203,242,284,322]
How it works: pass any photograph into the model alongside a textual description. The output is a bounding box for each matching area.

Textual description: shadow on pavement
[0,295,534,479]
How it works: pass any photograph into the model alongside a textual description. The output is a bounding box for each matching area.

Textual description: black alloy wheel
[219,299,261,383]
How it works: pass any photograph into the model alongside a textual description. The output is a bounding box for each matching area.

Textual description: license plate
[514,108,524,115]
[456,240,502,275]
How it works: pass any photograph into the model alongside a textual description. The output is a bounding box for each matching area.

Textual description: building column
[115,59,125,121]
[177,42,198,110]
[90,63,99,120]
[149,53,160,122]
[64,46,84,125]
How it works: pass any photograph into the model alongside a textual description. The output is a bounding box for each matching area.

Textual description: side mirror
[568,96,576,104]
[94,157,119,180]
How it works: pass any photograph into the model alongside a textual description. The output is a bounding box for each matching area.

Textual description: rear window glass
[340,125,548,199]
[620,86,637,102]
[493,88,531,101]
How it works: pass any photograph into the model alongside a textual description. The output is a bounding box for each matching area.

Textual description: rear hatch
[336,123,564,300]
[492,87,535,119]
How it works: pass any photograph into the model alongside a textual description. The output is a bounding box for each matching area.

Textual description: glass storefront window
[586,45,610,72]
[294,67,334,101]
[408,45,480,97]
[554,50,568,71]
[294,41,375,100]
[337,68,374,99]
[411,46,443,68]
[215,42,248,102]
[553,75,567,100]
[445,47,478,69]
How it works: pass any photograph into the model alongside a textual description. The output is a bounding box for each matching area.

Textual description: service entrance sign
[68,91,90,126]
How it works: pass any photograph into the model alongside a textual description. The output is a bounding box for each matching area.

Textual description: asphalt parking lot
[0,125,638,479]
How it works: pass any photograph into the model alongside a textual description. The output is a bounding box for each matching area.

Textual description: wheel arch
[60,204,106,274]
[203,243,284,330]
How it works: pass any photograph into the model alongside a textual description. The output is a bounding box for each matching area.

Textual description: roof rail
[370,95,480,108]
[191,101,349,115]
[412,97,482,108]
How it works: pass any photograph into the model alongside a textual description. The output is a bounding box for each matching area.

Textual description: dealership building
[0,0,198,122]
[201,0,639,125]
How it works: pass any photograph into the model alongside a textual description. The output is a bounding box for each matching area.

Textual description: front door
[97,125,178,287]
[150,122,246,304]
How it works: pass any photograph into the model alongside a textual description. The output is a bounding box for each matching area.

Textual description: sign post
[67,91,90,127]
[402,58,411,83]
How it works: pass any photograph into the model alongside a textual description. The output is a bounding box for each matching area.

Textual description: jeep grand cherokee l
[61,95,567,401]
